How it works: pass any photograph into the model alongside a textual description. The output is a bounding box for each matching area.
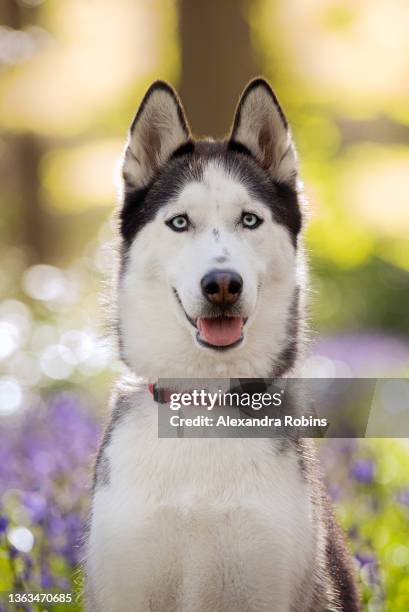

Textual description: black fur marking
[212,228,220,241]
[290,440,362,610]
[92,391,135,491]
[227,140,253,157]
[170,140,195,159]
[120,185,152,246]
[324,493,362,610]
[120,140,302,249]
[272,286,300,376]
[93,453,110,489]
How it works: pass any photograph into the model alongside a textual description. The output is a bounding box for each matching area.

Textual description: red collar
[148,383,173,403]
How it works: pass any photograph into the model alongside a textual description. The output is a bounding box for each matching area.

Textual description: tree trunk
[178,0,259,138]
[2,0,48,263]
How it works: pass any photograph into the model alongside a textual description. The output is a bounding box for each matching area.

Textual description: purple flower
[47,514,65,537]
[8,545,18,560]
[355,553,379,586]
[40,568,54,589]
[350,460,375,484]
[22,493,47,523]
[314,333,409,377]
[58,577,71,590]
[327,484,342,501]
[0,515,8,534]
[355,552,376,567]
[22,555,34,582]
[0,390,101,591]
[397,489,409,507]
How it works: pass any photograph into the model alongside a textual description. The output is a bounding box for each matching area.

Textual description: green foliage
[321,439,409,610]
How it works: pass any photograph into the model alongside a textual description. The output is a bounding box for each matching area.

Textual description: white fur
[87,392,315,612]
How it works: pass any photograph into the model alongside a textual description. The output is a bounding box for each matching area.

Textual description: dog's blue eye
[241,213,262,229]
[167,215,189,232]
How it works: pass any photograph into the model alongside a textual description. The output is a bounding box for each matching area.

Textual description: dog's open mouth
[196,316,244,349]
[173,289,245,350]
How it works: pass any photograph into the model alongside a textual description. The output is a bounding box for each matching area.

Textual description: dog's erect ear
[122,81,191,188]
[230,79,297,185]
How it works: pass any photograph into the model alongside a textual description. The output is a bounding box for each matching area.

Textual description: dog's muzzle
[173,268,247,350]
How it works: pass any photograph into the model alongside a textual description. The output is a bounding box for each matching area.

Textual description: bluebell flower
[0,391,100,592]
[397,489,409,507]
[355,552,376,567]
[0,515,8,534]
[350,459,375,483]
[22,493,47,524]
[8,544,19,560]
[40,567,54,589]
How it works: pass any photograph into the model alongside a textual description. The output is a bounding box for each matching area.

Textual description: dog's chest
[88,407,315,611]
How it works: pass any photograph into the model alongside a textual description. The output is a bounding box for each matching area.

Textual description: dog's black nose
[201,269,243,306]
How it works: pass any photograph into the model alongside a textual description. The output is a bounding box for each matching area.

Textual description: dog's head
[118,79,305,379]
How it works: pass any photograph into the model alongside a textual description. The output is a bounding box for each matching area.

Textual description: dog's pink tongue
[197,317,243,346]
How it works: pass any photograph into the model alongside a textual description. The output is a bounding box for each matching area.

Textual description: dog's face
[118,79,304,378]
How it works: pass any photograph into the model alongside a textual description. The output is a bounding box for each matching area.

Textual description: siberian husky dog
[86,79,360,611]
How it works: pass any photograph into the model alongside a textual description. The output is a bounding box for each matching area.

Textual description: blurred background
[0,0,408,610]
